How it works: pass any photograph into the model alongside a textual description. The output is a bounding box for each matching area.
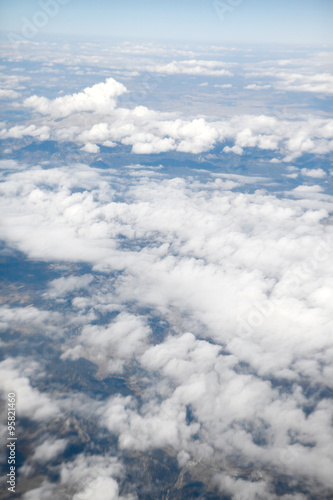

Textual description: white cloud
[276,71,333,95]
[24,78,127,117]
[246,66,333,96]
[23,453,136,500]
[1,163,332,494]
[33,439,67,462]
[301,168,327,178]
[0,124,50,140]
[2,41,333,498]
[145,59,234,76]
[245,83,271,90]
[81,143,100,153]
[214,83,232,88]
[0,73,30,90]
[45,274,94,299]
[0,358,60,420]
[62,312,150,375]
[15,78,333,158]
[223,144,243,154]
[0,89,20,99]
[0,305,62,335]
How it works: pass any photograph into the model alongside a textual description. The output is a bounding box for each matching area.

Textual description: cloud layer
[2,77,328,159]
[1,159,333,497]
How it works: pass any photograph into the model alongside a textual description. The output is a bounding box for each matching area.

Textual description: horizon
[0,0,332,46]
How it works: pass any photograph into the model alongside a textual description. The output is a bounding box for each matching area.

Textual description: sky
[0,0,332,45]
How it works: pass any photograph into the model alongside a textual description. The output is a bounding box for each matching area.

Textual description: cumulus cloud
[0,124,50,140]
[2,40,333,498]
[62,312,151,374]
[23,454,136,500]
[0,358,60,420]
[1,160,333,496]
[301,168,327,178]
[81,143,100,153]
[13,78,333,158]
[23,78,127,118]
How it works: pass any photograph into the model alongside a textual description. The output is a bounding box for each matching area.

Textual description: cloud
[0,305,62,335]
[13,78,333,159]
[0,73,30,90]
[0,357,60,420]
[0,124,50,140]
[32,439,67,462]
[223,144,243,154]
[62,312,151,375]
[22,454,136,500]
[2,40,333,498]
[45,274,94,299]
[23,78,127,118]
[0,159,333,496]
[0,89,20,99]
[245,66,333,96]
[81,143,100,153]
[214,83,232,88]
[245,83,271,90]
[145,59,234,76]
[276,72,333,95]
[301,168,327,178]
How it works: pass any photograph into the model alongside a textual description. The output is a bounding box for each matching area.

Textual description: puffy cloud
[0,159,332,497]
[81,143,100,153]
[24,78,127,117]
[301,168,327,178]
[223,144,243,154]
[0,124,50,140]
[73,477,121,500]
[0,358,60,420]
[23,454,136,500]
[2,41,333,497]
[14,77,333,158]
[62,312,151,374]
[213,473,309,500]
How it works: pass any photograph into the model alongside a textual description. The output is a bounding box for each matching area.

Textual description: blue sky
[0,0,332,45]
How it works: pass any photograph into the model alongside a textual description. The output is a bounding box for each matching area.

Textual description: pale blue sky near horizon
[0,0,332,45]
